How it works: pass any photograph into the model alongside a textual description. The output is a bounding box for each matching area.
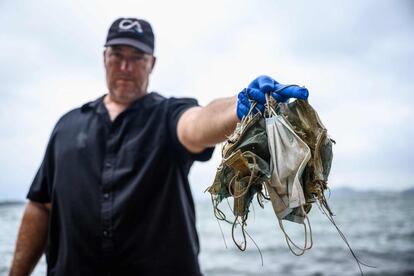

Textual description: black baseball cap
[105,18,155,55]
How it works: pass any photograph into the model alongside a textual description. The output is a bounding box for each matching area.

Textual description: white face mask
[264,95,313,256]
[265,113,311,223]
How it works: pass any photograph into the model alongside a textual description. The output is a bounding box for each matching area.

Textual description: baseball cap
[105,18,155,55]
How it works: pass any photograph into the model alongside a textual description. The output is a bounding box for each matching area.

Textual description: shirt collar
[80,92,162,114]
[80,95,104,113]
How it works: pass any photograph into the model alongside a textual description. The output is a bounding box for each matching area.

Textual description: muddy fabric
[209,113,270,218]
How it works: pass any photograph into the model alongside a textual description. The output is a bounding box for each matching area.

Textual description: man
[10,18,308,275]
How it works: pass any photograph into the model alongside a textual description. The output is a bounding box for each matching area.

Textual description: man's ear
[103,49,107,64]
[150,56,157,72]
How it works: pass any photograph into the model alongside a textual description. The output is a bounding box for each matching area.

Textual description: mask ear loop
[265,84,304,117]
[223,96,258,157]
[275,182,313,256]
[277,205,313,256]
[237,100,258,136]
[227,151,257,200]
[265,93,277,118]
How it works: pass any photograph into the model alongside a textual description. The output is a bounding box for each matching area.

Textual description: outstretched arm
[177,76,309,153]
[9,201,50,276]
[177,95,239,153]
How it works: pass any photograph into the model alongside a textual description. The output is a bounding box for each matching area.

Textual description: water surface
[1,192,413,275]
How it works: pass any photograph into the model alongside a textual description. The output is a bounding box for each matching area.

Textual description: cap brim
[105,38,153,55]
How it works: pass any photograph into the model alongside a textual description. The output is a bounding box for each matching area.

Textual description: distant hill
[329,187,403,197]
[402,187,414,194]
[0,200,25,207]
[331,187,358,195]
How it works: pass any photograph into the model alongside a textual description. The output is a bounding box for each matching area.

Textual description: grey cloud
[274,1,414,57]
[0,0,103,82]
[247,1,414,85]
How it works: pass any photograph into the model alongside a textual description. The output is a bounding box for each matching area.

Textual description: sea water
[1,192,413,275]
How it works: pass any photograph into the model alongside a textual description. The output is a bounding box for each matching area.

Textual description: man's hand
[237,75,309,120]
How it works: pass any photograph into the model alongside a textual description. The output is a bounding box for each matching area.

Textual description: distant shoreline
[0,200,25,206]
[1,187,413,205]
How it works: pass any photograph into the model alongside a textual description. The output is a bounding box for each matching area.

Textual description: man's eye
[111,53,122,59]
[132,55,145,61]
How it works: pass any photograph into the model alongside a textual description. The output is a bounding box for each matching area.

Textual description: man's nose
[120,59,133,71]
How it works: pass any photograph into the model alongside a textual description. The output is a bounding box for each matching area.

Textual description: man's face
[104,45,155,104]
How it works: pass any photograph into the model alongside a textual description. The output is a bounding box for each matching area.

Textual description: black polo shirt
[27,92,214,276]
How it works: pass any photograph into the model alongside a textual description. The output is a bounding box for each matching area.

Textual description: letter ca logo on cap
[118,19,143,33]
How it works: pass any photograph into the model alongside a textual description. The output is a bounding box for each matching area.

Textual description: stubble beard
[108,79,148,105]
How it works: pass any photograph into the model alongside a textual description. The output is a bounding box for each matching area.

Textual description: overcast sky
[0,0,413,201]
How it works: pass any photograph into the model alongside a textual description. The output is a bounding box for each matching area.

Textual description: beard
[108,77,148,104]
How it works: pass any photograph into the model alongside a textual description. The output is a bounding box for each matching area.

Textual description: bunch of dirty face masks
[208,88,372,275]
[208,87,335,256]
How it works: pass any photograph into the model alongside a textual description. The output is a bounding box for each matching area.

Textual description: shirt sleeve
[26,127,58,203]
[167,97,214,162]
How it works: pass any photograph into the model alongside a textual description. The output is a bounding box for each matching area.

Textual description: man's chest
[54,111,169,179]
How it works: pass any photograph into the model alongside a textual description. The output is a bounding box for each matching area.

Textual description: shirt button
[103,230,109,237]
[105,161,112,168]
[103,193,109,199]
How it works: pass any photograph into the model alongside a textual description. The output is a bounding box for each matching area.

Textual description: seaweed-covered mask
[208,111,271,250]
[209,112,270,215]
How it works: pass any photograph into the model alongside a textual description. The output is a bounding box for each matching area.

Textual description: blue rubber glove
[237,75,309,120]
